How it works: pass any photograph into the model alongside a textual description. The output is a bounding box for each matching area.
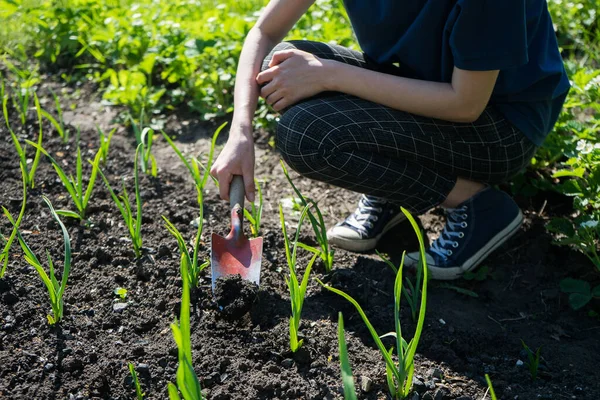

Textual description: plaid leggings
[264,41,537,213]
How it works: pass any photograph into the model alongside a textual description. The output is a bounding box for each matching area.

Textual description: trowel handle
[230,175,245,210]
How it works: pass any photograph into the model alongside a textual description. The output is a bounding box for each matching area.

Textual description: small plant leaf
[560,278,591,294]
[569,292,592,310]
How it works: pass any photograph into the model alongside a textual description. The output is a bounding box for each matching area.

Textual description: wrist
[321,59,340,92]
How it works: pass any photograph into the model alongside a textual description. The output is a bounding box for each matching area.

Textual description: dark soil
[1,85,599,400]
[213,275,259,319]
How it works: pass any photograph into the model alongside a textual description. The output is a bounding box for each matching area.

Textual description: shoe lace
[430,205,469,261]
[344,195,385,233]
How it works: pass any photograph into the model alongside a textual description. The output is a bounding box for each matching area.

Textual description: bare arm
[211,0,315,201]
[324,62,499,122]
[232,0,315,135]
[257,49,499,123]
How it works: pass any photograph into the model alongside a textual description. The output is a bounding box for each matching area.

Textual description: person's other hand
[256,49,331,111]
[210,128,256,202]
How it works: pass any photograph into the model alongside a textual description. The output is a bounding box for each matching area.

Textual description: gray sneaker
[327,195,406,252]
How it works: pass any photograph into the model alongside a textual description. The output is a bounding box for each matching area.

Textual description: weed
[559,277,600,309]
[521,340,542,381]
[281,161,334,272]
[115,287,128,299]
[337,312,358,400]
[318,208,428,399]
[280,202,319,352]
[99,145,144,258]
[7,196,71,325]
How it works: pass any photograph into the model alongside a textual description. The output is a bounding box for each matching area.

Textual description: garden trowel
[211,175,263,291]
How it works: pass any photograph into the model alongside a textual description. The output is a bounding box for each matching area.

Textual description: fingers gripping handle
[230,175,245,211]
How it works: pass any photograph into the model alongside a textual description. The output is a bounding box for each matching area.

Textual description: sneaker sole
[327,213,407,252]
[428,210,524,280]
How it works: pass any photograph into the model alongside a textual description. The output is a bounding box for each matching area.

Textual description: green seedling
[338,312,358,400]
[129,363,145,400]
[41,90,67,142]
[168,254,204,400]
[318,208,428,399]
[485,374,497,400]
[7,196,71,325]
[115,287,128,299]
[99,145,144,258]
[12,86,30,125]
[281,161,334,272]
[98,126,116,166]
[243,178,263,238]
[26,141,102,220]
[559,277,600,310]
[129,111,157,177]
[161,121,226,202]
[0,163,28,278]
[280,202,319,353]
[3,91,44,189]
[163,198,209,288]
[521,340,542,381]
[377,249,425,321]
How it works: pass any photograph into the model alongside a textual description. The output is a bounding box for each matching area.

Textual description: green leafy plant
[337,312,358,400]
[3,90,44,189]
[26,141,103,220]
[243,178,263,238]
[129,112,158,177]
[520,340,542,381]
[161,121,226,202]
[115,287,128,299]
[167,254,204,400]
[318,208,428,399]
[99,144,144,258]
[98,126,116,166]
[0,163,28,278]
[281,161,334,272]
[559,277,600,310]
[163,201,209,288]
[129,363,145,400]
[7,196,71,325]
[485,374,497,400]
[280,202,319,353]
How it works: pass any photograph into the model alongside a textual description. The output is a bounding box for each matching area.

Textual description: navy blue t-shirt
[342,0,571,146]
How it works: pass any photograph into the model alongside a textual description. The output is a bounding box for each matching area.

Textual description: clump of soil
[213,274,258,319]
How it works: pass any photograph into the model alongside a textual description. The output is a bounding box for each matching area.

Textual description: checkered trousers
[264,41,537,213]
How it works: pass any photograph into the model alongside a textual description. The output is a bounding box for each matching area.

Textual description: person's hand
[210,128,256,202]
[256,49,331,111]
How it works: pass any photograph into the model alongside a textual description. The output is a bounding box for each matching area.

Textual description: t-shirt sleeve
[450,0,529,71]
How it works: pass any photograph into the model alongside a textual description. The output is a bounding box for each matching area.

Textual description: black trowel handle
[230,175,245,211]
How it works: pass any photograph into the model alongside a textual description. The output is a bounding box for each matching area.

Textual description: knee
[275,104,331,174]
